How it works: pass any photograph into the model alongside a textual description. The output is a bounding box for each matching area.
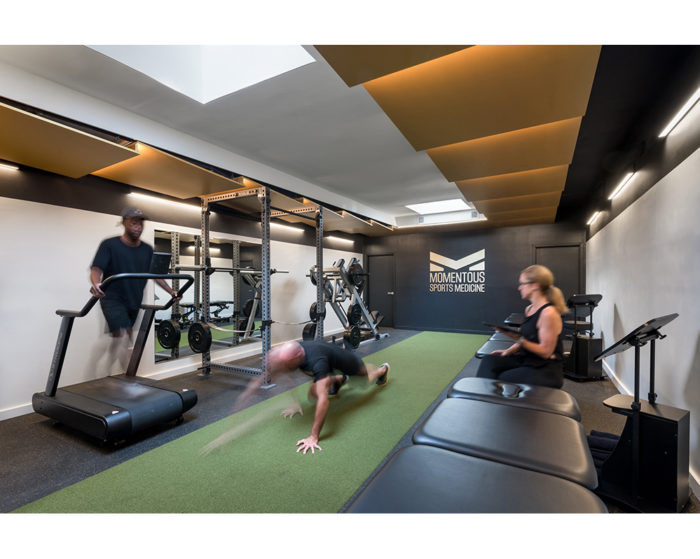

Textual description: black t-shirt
[298,341,363,382]
[91,236,153,310]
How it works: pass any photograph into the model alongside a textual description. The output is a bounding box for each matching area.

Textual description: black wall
[364,223,586,333]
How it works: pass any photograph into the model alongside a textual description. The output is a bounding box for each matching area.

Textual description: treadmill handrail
[56,273,195,318]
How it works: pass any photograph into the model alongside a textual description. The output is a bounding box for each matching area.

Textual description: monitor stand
[593,313,690,512]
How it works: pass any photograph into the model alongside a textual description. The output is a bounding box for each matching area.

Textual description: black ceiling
[558,45,700,224]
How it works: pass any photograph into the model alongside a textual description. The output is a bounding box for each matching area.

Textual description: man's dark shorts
[100,298,139,333]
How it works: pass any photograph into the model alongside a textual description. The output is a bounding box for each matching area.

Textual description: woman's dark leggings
[476,353,564,389]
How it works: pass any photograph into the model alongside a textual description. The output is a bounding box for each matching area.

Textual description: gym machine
[563,294,605,381]
[32,271,197,443]
[591,313,690,512]
[303,256,387,349]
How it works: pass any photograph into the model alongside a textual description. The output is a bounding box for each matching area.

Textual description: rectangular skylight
[88,45,315,104]
[405,198,469,215]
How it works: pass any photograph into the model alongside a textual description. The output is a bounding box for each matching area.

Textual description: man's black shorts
[100,298,139,333]
[299,341,364,382]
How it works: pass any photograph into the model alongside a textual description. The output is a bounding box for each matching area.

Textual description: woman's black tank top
[518,302,563,362]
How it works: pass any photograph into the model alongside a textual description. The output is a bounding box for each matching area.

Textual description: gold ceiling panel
[315,45,470,87]
[456,165,569,201]
[485,205,558,224]
[362,45,600,151]
[473,191,562,214]
[93,142,241,198]
[426,117,581,181]
[0,100,138,178]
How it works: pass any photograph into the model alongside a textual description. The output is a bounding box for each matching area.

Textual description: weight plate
[243,298,254,317]
[157,319,181,349]
[310,301,326,321]
[188,322,212,353]
[347,303,362,326]
[344,325,361,348]
[302,322,317,341]
[348,262,365,288]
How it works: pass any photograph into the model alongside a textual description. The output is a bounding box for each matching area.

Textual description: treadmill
[32,270,197,443]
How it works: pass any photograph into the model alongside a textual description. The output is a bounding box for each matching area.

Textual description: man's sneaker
[375,363,390,387]
[329,374,349,396]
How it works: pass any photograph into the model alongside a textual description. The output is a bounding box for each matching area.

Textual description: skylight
[405,198,469,215]
[88,45,315,104]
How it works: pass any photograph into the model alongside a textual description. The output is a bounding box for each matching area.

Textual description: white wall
[587,145,700,495]
[0,197,361,420]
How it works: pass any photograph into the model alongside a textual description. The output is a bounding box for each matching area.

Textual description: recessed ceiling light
[88,45,315,104]
[405,199,469,215]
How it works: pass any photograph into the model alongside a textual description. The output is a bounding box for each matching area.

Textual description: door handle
[387,291,395,295]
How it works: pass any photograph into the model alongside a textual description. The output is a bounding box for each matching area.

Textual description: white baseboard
[0,402,34,421]
[601,360,699,500]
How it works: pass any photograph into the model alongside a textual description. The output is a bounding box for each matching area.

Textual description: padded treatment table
[346,445,607,513]
[505,313,524,326]
[475,338,512,358]
[413,398,598,489]
[448,377,581,420]
[489,331,513,341]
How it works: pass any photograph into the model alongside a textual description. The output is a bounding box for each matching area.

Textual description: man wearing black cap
[90,208,179,369]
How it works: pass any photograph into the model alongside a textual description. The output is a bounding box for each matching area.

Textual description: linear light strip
[608,172,635,200]
[128,192,201,211]
[0,162,20,171]
[586,211,601,226]
[659,85,700,138]
[270,222,304,233]
[325,235,354,244]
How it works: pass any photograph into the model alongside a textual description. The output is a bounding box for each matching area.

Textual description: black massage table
[346,445,607,513]
[448,377,581,420]
[413,397,598,489]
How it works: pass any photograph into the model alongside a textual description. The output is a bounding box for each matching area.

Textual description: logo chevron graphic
[430,249,485,271]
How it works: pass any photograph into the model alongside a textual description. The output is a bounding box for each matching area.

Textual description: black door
[534,244,582,302]
[367,254,395,327]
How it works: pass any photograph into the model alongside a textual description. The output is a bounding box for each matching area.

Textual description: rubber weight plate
[310,301,326,321]
[348,262,366,289]
[302,322,316,341]
[347,303,362,326]
[156,319,181,349]
[344,325,361,348]
[188,322,212,353]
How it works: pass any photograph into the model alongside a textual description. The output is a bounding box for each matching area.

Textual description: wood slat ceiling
[0,100,138,178]
[317,45,601,227]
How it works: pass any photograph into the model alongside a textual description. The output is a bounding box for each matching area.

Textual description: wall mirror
[153,230,262,363]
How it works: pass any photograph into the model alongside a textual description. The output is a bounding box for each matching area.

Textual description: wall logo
[429,249,486,293]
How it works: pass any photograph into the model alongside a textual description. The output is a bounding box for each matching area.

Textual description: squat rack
[195,183,322,383]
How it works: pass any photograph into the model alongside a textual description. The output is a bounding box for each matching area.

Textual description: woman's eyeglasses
[518,281,534,286]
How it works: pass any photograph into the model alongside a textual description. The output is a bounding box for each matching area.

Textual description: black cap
[121,208,148,220]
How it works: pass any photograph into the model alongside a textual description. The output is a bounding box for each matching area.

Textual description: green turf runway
[16,331,487,513]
